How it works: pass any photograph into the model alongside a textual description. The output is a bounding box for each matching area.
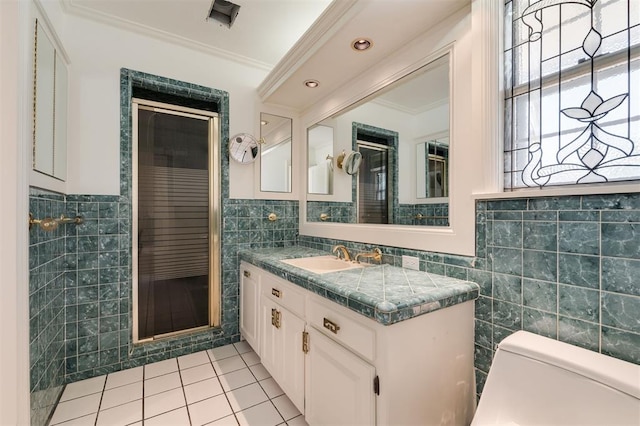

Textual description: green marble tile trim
[238,246,479,325]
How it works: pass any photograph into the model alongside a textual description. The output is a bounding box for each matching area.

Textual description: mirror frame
[298,3,495,257]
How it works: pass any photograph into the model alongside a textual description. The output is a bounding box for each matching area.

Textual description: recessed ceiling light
[304,80,320,88]
[352,38,373,51]
[261,120,269,126]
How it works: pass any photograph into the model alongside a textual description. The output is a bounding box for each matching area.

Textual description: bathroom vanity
[239,246,479,425]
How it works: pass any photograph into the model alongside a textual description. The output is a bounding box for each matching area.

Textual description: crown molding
[60,0,273,71]
[257,0,362,101]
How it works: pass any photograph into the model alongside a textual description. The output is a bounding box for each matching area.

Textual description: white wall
[1,0,32,423]
[47,8,268,197]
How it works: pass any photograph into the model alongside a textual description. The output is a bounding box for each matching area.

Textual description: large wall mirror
[298,3,492,257]
[260,113,292,193]
[306,53,450,226]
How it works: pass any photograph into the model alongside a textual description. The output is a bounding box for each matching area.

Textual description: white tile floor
[49,341,308,426]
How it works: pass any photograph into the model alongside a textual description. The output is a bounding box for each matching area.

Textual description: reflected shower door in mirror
[260,113,292,192]
[306,53,450,226]
[307,123,334,195]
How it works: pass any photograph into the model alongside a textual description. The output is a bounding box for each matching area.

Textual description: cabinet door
[305,327,376,426]
[260,296,306,413]
[240,265,260,353]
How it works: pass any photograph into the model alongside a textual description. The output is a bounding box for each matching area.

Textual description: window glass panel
[505,0,640,189]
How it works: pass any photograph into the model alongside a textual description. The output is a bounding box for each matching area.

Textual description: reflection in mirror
[260,113,292,192]
[306,53,450,226]
[416,137,449,198]
[307,124,333,194]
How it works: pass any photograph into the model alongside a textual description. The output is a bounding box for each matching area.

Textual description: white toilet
[472,331,640,425]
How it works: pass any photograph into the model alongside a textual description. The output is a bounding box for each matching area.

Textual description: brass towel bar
[29,213,84,231]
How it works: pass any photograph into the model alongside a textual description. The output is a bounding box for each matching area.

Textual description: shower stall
[132,99,220,342]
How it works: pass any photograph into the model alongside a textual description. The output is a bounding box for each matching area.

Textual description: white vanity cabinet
[239,262,476,426]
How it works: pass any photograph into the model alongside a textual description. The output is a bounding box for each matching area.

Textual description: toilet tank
[472,331,640,425]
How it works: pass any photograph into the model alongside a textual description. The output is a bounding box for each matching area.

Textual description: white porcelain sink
[280,255,366,274]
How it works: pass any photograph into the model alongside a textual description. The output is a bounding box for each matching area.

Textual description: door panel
[134,101,220,341]
[305,327,376,425]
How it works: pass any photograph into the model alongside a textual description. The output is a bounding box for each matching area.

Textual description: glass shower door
[133,100,220,341]
[357,142,390,224]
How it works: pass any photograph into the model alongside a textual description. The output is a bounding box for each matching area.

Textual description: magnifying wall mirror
[229,133,259,164]
[306,53,450,226]
[260,113,292,192]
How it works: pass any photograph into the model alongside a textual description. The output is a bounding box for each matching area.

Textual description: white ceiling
[63,0,333,70]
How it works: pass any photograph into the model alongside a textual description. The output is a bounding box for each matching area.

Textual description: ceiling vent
[207,0,241,28]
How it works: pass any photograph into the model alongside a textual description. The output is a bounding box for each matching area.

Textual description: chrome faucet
[332,245,352,261]
[355,247,383,264]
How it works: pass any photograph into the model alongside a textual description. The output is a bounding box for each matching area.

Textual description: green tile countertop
[238,246,479,325]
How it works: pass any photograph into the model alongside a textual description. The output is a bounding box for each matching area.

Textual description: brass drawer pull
[323,318,340,334]
[243,270,251,278]
[272,288,281,298]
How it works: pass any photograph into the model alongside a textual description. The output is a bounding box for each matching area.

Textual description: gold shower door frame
[131,98,221,344]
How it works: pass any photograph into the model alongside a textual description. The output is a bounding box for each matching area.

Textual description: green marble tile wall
[28,188,67,426]
[299,192,640,397]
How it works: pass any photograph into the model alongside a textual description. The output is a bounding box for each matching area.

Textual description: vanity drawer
[261,272,305,317]
[307,297,375,362]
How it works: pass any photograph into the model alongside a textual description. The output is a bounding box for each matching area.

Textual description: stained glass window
[504,0,640,189]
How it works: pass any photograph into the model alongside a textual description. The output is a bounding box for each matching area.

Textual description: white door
[260,296,306,413]
[305,327,376,425]
[239,266,260,353]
